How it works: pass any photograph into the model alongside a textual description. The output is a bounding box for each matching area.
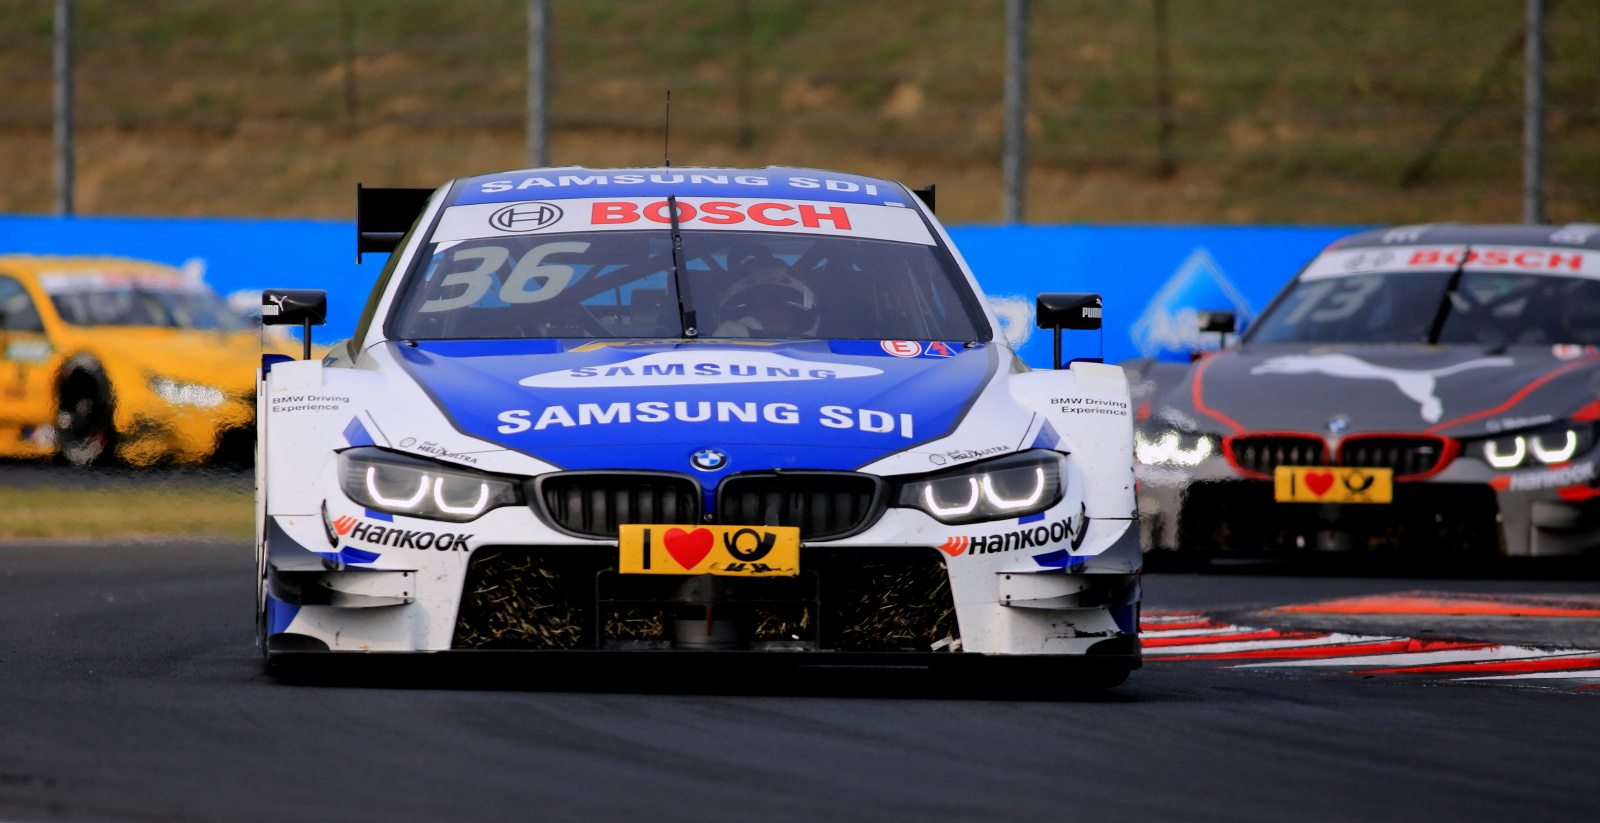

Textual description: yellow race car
[0,255,261,466]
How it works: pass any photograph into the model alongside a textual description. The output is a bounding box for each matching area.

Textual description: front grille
[534,472,699,538]
[717,472,887,540]
[453,548,608,649]
[1227,435,1329,476]
[1176,480,1500,554]
[451,546,956,652]
[1340,436,1451,479]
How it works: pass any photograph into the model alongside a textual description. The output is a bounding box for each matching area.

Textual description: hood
[1164,343,1600,438]
[391,338,996,479]
[62,326,259,391]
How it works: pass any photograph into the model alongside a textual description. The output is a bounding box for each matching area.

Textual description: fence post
[1003,0,1028,224]
[527,0,549,168]
[736,0,754,150]
[341,0,358,128]
[1153,0,1176,179]
[1523,0,1545,224]
[54,0,74,217]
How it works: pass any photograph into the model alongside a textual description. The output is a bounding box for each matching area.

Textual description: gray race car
[1129,223,1600,557]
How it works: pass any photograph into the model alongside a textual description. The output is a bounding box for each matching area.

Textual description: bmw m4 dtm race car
[1131,223,1600,558]
[256,166,1141,685]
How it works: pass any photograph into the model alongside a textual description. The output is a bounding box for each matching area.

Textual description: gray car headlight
[1473,422,1595,470]
[894,450,1065,525]
[338,447,522,522]
[1135,428,1218,467]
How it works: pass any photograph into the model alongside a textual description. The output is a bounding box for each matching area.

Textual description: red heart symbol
[663,527,714,570]
[1304,471,1335,497]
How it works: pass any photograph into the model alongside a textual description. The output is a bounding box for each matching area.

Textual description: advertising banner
[0,216,1360,365]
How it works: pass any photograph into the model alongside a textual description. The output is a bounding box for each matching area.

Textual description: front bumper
[115,395,254,465]
[261,502,1144,659]
[1139,453,1600,556]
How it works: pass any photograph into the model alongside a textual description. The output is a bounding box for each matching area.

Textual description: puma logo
[1250,353,1514,422]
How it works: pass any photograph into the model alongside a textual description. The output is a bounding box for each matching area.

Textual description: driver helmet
[717,270,818,334]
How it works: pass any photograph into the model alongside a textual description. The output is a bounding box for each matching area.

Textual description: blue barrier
[0,215,1362,365]
[951,224,1360,366]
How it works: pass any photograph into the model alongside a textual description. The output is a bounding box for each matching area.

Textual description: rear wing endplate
[357,184,435,262]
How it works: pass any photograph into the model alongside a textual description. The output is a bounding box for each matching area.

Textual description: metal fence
[0,0,1596,223]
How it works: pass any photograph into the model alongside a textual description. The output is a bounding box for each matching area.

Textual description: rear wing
[357,184,435,262]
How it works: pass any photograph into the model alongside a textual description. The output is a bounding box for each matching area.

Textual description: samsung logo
[520,350,882,388]
[496,402,914,438]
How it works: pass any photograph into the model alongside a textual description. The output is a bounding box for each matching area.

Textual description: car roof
[450,165,915,209]
[456,164,904,187]
[0,255,182,278]
[1333,223,1600,251]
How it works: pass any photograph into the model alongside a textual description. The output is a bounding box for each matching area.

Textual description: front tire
[55,366,115,467]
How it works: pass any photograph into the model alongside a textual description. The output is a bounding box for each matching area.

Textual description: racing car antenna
[667,193,696,337]
[663,90,672,168]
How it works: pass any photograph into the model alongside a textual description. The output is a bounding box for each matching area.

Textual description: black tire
[55,365,116,467]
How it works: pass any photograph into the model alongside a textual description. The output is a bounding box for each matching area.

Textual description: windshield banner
[1303,245,1600,280]
[430,197,935,246]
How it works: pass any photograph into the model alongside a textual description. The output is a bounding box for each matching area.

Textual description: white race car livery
[256,166,1140,685]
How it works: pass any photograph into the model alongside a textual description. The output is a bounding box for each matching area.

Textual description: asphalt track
[2,540,1598,823]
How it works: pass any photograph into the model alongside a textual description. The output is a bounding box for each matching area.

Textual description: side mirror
[1197,309,1237,351]
[1197,310,1236,334]
[262,289,327,360]
[1036,293,1103,331]
[1035,292,1103,369]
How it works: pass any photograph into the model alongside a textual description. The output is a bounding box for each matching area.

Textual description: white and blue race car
[256,166,1140,685]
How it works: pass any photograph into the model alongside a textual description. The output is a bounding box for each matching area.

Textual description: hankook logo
[489,202,564,232]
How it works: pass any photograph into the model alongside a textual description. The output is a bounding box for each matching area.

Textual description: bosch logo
[488,202,564,232]
[1343,250,1393,272]
[690,449,728,472]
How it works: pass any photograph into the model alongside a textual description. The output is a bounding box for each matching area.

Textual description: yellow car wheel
[55,361,115,467]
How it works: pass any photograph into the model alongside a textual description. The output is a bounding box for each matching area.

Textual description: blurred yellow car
[0,255,261,466]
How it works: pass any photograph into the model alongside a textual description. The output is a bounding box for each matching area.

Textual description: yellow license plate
[617,524,800,577]
[1274,466,1394,504]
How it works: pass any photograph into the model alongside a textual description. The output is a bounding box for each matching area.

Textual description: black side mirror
[1036,293,1103,331]
[1197,310,1236,334]
[1035,292,1103,369]
[1197,309,1237,351]
[262,289,327,360]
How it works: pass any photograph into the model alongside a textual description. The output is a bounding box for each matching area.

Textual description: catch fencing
[0,0,1596,223]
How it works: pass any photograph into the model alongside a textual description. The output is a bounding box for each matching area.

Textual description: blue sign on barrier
[0,215,381,346]
[0,216,1361,363]
[948,224,1360,367]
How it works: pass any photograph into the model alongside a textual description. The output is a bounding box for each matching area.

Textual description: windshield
[49,285,242,331]
[389,230,988,341]
[1250,270,1600,346]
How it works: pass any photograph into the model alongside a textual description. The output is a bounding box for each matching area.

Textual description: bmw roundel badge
[690,449,728,472]
[1327,415,1351,434]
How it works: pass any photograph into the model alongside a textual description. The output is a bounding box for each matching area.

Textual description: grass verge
[0,485,253,540]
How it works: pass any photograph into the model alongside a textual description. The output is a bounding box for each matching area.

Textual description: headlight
[1135,428,1218,467]
[1472,422,1594,470]
[338,447,522,522]
[894,450,1064,525]
[148,376,227,408]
